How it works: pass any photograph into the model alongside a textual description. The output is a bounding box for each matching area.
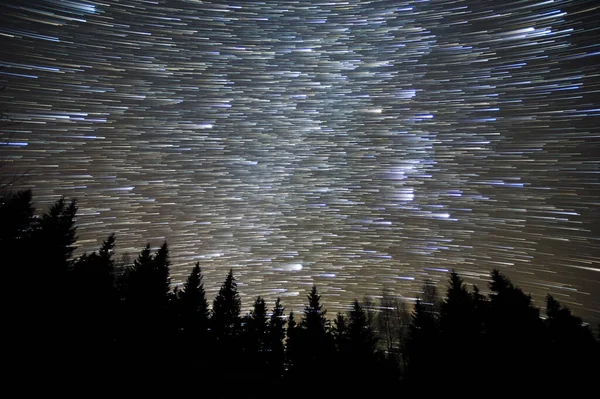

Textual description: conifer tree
[0,189,34,249]
[245,296,268,354]
[179,262,209,338]
[266,298,286,378]
[439,271,474,337]
[438,271,479,383]
[127,243,154,305]
[212,269,241,340]
[545,295,596,383]
[298,285,334,373]
[333,312,348,352]
[23,196,78,369]
[486,269,544,386]
[37,199,78,316]
[71,234,118,359]
[1,190,35,301]
[153,241,171,303]
[121,242,173,362]
[406,297,439,383]
[285,311,299,372]
[348,300,378,357]
[303,285,328,333]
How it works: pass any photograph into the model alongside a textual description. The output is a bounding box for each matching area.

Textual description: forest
[3,190,598,396]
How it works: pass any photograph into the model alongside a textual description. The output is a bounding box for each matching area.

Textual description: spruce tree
[486,269,543,386]
[71,234,118,360]
[128,243,154,305]
[179,262,209,337]
[266,298,286,379]
[0,189,34,249]
[333,312,348,353]
[35,197,78,274]
[545,295,596,384]
[348,300,378,358]
[153,241,171,303]
[438,271,478,383]
[303,285,328,333]
[2,190,34,314]
[406,297,439,383]
[439,271,475,338]
[299,285,334,373]
[245,296,268,355]
[212,269,241,340]
[285,311,299,373]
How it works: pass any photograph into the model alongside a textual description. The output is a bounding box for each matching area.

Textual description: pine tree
[179,262,209,338]
[266,298,286,379]
[348,300,378,357]
[439,271,474,336]
[22,196,78,371]
[406,297,439,383]
[153,241,171,303]
[212,269,242,340]
[298,285,334,374]
[303,285,328,333]
[245,296,268,354]
[127,243,154,305]
[486,269,543,386]
[71,234,118,360]
[0,189,34,249]
[545,295,596,384]
[121,242,173,365]
[35,197,78,274]
[285,311,299,373]
[333,312,348,352]
[1,190,35,311]
[438,271,478,383]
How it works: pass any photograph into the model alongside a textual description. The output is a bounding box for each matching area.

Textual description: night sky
[1,0,599,324]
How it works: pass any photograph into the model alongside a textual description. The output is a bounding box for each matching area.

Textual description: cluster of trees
[3,190,598,394]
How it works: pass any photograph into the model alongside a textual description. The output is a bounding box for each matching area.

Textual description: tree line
[3,190,598,395]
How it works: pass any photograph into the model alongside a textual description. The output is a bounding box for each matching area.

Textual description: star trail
[1,0,599,323]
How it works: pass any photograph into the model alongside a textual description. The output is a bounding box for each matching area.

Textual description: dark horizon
[3,194,598,392]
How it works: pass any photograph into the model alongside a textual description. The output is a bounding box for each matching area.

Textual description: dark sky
[1,0,599,324]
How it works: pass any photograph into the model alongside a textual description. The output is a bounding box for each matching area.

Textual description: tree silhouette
[302,285,329,332]
[545,294,596,384]
[285,310,299,374]
[154,241,171,302]
[377,288,411,373]
[295,285,334,377]
[406,297,439,384]
[179,262,209,338]
[211,268,242,380]
[71,234,118,361]
[348,300,378,357]
[0,189,33,248]
[243,296,268,359]
[421,279,439,318]
[1,190,34,301]
[127,244,155,305]
[486,269,544,387]
[34,197,78,277]
[438,271,480,383]
[333,312,348,353]
[266,298,286,379]
[378,287,396,354]
[120,242,173,366]
[212,269,242,341]
[24,196,78,373]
